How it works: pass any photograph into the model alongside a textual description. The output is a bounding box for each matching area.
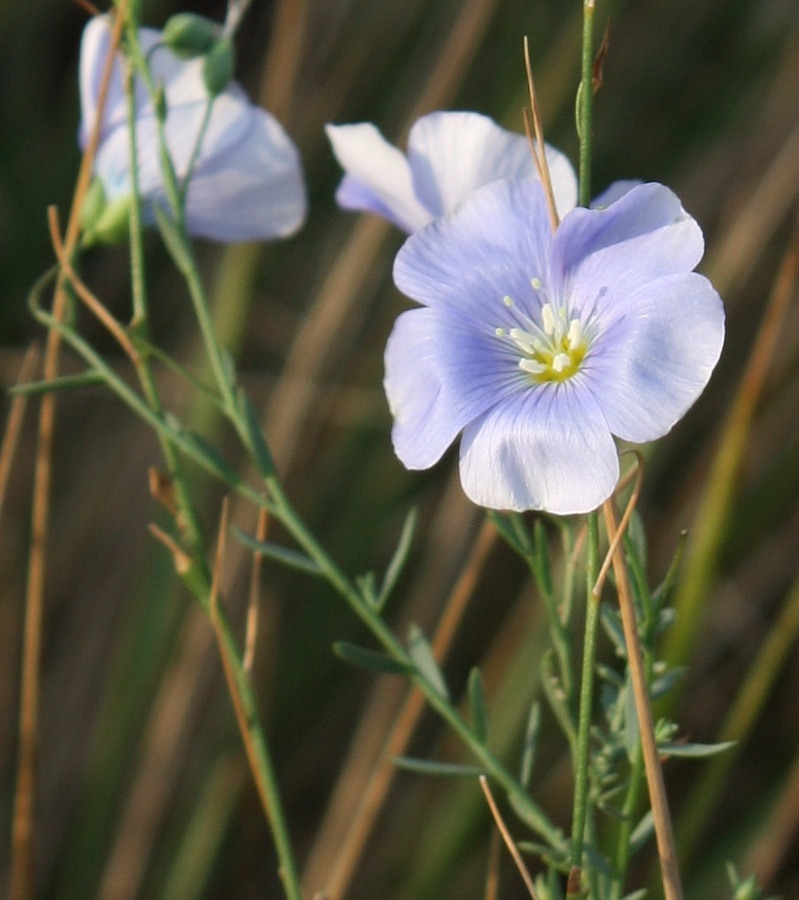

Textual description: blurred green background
[2,0,799,898]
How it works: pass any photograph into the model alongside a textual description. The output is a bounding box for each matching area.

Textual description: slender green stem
[578,0,596,207]
[208,575,303,900]
[123,47,206,554]
[124,61,148,329]
[179,98,215,206]
[566,511,600,898]
[265,474,564,850]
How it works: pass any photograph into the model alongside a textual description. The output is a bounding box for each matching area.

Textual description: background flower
[326,110,577,232]
[386,178,725,514]
[79,15,306,242]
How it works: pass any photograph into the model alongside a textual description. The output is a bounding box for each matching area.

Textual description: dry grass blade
[10,8,130,898]
[243,506,269,674]
[523,36,559,233]
[593,452,643,598]
[0,344,40,523]
[479,775,540,900]
[603,499,684,900]
[46,206,139,364]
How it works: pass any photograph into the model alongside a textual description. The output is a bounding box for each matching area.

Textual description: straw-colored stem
[603,500,683,900]
[9,8,129,898]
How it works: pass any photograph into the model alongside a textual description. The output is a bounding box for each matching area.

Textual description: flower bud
[80,177,107,234]
[202,37,234,97]
[162,13,218,59]
[82,194,132,246]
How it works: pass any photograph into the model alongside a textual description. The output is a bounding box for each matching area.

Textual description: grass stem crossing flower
[326,111,577,233]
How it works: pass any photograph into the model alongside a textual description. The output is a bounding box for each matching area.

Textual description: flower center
[496,287,588,384]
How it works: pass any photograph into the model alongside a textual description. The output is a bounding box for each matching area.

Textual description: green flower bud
[202,37,234,98]
[82,195,132,246]
[162,13,218,59]
[153,83,168,122]
[80,178,107,235]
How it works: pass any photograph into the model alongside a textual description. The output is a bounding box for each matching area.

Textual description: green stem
[265,474,564,850]
[578,0,596,207]
[567,511,600,898]
[209,577,303,900]
[124,47,206,554]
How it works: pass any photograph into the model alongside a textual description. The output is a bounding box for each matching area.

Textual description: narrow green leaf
[516,841,570,873]
[237,388,275,478]
[658,740,735,759]
[519,701,541,789]
[333,642,412,676]
[600,605,627,659]
[9,371,105,396]
[467,668,488,743]
[392,756,484,778]
[540,650,576,745]
[489,510,529,557]
[153,204,192,274]
[377,508,417,609]
[630,809,654,853]
[651,530,687,613]
[232,527,322,576]
[533,517,553,598]
[356,571,378,606]
[583,844,614,878]
[620,890,648,900]
[650,667,686,700]
[178,428,240,485]
[407,623,449,699]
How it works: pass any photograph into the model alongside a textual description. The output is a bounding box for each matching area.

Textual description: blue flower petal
[184,107,306,241]
[584,272,725,443]
[79,15,306,244]
[326,122,430,233]
[385,307,521,469]
[553,183,704,315]
[458,382,619,514]
[394,179,555,330]
[406,111,577,221]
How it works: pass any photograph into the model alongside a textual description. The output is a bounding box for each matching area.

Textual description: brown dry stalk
[602,499,684,900]
[523,36,560,233]
[0,345,40,524]
[479,776,540,900]
[47,206,140,364]
[243,505,269,674]
[10,7,129,899]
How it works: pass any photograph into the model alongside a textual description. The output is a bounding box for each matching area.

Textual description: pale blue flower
[385,178,725,514]
[326,111,577,233]
[79,16,306,242]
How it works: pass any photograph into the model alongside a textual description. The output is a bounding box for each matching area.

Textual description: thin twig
[47,207,140,364]
[207,499,302,900]
[0,345,40,523]
[602,499,684,900]
[593,452,643,598]
[10,8,129,898]
[523,36,559,233]
[243,506,268,674]
[479,776,540,900]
